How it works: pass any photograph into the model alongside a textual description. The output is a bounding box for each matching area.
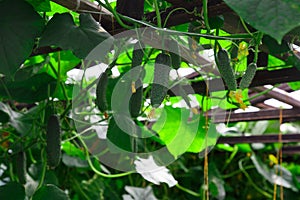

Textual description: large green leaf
[223,0,300,43]
[0,182,25,200]
[26,0,51,12]
[39,13,111,58]
[0,0,44,78]
[107,115,132,152]
[0,73,56,103]
[32,184,70,200]
[152,106,219,158]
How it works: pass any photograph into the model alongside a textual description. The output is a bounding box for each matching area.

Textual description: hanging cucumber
[46,115,61,168]
[131,42,144,68]
[169,39,181,70]
[130,79,143,118]
[15,151,26,184]
[131,42,145,91]
[216,49,237,91]
[239,62,257,90]
[95,71,108,113]
[150,53,171,108]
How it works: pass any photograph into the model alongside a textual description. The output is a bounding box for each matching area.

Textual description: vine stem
[96,0,133,30]
[163,7,195,28]
[253,32,264,63]
[239,158,272,198]
[35,148,47,191]
[77,133,134,178]
[240,17,253,37]
[153,0,162,28]
[115,14,255,40]
[176,184,201,197]
[202,0,210,32]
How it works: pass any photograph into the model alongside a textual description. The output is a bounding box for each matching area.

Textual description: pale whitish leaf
[251,154,298,191]
[122,186,157,200]
[134,156,177,187]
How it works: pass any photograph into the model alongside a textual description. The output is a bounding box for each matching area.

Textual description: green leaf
[26,0,51,12]
[32,184,70,200]
[288,81,300,90]
[152,106,218,157]
[262,35,290,54]
[0,0,44,78]
[0,73,56,103]
[0,182,25,200]
[0,102,31,135]
[62,141,86,160]
[107,116,132,152]
[223,0,300,43]
[39,13,111,58]
[62,154,88,168]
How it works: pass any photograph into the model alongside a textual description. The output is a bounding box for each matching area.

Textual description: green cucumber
[150,53,171,108]
[131,42,144,68]
[95,71,108,113]
[216,49,237,91]
[131,42,145,83]
[169,40,181,70]
[15,151,26,184]
[239,63,257,90]
[46,115,61,168]
[130,79,143,118]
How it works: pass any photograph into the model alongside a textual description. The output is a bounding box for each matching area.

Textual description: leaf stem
[36,148,47,190]
[153,0,162,28]
[239,158,272,198]
[96,0,133,30]
[77,133,134,178]
[176,183,201,197]
[202,0,211,32]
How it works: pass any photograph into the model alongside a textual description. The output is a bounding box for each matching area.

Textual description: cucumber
[46,115,61,168]
[150,53,171,108]
[169,40,181,69]
[15,151,26,184]
[130,78,143,118]
[216,49,237,91]
[239,62,257,90]
[95,71,108,113]
[131,42,144,68]
[131,42,145,87]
